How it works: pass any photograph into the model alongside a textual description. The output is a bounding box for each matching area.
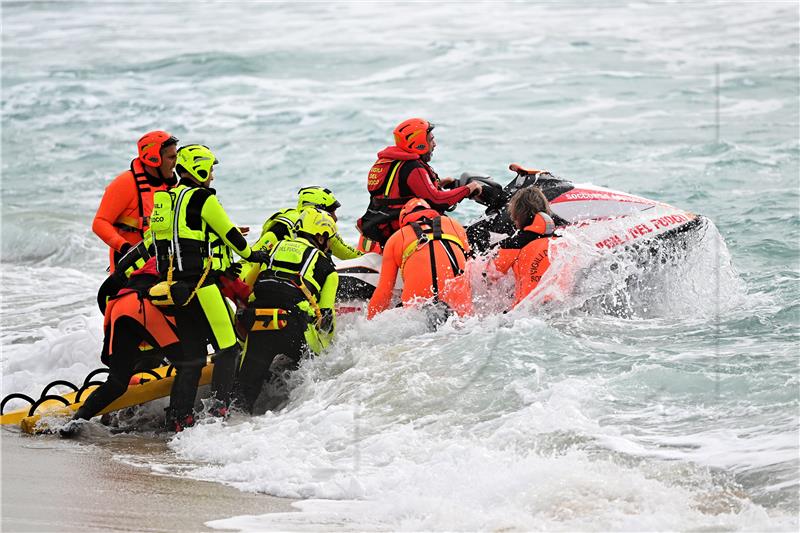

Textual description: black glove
[319,308,334,334]
[247,249,270,264]
[225,262,243,278]
[119,242,132,255]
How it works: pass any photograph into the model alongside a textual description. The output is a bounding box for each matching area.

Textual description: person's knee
[105,373,130,395]
[213,345,240,363]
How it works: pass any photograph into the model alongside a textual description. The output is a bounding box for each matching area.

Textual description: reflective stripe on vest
[151,185,210,274]
[367,160,413,208]
[264,239,324,325]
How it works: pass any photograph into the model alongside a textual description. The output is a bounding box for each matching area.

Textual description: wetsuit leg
[211,345,240,409]
[168,297,213,421]
[73,318,145,421]
[196,284,239,407]
[236,330,280,413]
[236,313,307,413]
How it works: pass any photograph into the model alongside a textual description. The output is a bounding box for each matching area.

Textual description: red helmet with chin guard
[137,130,178,168]
[393,118,432,155]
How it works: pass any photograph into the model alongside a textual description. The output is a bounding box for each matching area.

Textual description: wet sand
[1,430,295,532]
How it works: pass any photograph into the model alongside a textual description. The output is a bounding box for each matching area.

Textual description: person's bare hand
[466,181,483,198]
[238,226,250,236]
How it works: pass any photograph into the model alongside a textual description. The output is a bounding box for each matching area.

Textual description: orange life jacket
[492,214,557,306]
[93,159,175,271]
[358,148,441,244]
[368,216,473,318]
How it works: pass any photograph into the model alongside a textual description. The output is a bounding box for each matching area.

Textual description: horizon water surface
[1,2,799,531]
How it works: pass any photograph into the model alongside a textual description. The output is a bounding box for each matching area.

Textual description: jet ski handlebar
[451,172,508,211]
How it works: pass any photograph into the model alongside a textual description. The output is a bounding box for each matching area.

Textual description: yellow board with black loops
[0,361,214,434]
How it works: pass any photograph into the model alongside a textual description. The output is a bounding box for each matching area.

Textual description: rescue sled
[0,360,214,434]
[336,163,707,306]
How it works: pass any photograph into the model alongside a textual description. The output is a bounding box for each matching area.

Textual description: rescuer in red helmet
[357,118,483,251]
[92,130,179,272]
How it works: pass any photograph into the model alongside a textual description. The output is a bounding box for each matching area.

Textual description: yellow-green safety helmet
[296,207,337,241]
[297,186,341,214]
[176,144,218,183]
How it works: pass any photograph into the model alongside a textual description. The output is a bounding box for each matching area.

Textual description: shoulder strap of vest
[129,160,149,238]
[400,217,466,276]
[171,186,193,272]
[383,160,406,197]
[265,242,324,326]
[431,217,464,277]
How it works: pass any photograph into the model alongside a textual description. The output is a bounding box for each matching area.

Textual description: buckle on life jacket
[250,308,290,331]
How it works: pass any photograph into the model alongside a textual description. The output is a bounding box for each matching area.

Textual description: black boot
[164,407,195,433]
[210,346,241,410]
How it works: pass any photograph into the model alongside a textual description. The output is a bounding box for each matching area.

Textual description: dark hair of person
[508,186,551,229]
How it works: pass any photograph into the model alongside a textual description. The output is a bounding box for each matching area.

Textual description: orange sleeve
[492,248,518,275]
[367,234,402,319]
[92,173,135,251]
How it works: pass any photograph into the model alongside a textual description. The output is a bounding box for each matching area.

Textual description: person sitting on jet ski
[250,186,362,260]
[60,258,183,438]
[357,118,483,251]
[234,209,339,414]
[367,198,473,325]
[488,187,558,307]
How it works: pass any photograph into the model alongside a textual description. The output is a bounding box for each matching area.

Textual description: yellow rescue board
[0,362,213,433]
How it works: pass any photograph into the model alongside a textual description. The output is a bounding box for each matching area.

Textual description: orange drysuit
[367,215,473,318]
[491,217,556,307]
[92,158,175,271]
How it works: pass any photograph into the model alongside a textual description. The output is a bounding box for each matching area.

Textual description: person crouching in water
[489,186,557,308]
[253,186,362,260]
[367,198,472,327]
[235,208,339,414]
[60,258,182,437]
[148,145,269,431]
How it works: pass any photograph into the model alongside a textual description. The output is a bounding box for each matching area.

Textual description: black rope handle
[40,380,79,397]
[74,381,107,403]
[27,394,71,416]
[1,393,36,415]
[82,368,110,387]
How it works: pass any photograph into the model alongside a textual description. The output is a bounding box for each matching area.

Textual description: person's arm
[492,248,517,274]
[367,236,401,319]
[330,233,363,260]
[406,167,471,207]
[200,193,253,259]
[252,231,278,252]
[256,212,294,251]
[92,176,134,252]
[317,270,339,341]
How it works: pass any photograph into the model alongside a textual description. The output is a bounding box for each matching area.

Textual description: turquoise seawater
[2,2,798,530]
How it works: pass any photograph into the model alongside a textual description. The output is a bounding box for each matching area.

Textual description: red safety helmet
[393,118,432,155]
[137,130,179,168]
[399,197,439,227]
